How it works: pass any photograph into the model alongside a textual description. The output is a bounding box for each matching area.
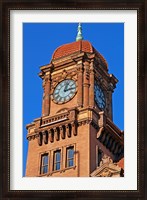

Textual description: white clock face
[53,79,76,104]
[94,84,106,110]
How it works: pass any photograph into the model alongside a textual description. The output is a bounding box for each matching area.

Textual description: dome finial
[76,23,83,41]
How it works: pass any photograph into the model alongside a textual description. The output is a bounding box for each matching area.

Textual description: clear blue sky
[23,23,124,176]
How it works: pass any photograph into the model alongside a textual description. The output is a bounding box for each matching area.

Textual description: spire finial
[76,23,83,41]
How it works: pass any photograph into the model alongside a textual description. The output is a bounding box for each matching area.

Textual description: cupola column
[42,71,51,116]
[83,61,90,107]
[89,60,95,108]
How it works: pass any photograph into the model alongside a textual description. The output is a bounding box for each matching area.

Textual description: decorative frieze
[27,121,79,145]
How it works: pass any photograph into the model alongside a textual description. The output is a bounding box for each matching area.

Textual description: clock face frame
[94,83,106,110]
[53,79,77,104]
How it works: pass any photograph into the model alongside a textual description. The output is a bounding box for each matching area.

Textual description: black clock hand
[64,81,69,92]
[64,87,75,92]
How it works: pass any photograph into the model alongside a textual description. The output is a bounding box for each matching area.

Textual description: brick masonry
[26,39,124,177]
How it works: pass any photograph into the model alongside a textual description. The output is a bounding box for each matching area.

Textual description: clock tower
[26,24,124,177]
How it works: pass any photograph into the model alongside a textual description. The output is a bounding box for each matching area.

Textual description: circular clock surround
[94,83,106,110]
[53,79,77,104]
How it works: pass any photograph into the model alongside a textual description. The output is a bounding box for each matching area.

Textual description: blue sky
[23,23,124,176]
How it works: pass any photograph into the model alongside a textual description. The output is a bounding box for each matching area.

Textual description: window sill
[38,166,76,176]
[64,165,76,171]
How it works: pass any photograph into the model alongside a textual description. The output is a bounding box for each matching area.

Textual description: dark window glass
[54,150,61,171]
[66,147,74,167]
[56,163,60,170]
[98,149,103,166]
[56,151,61,162]
[43,155,48,165]
[41,154,48,174]
[43,166,48,174]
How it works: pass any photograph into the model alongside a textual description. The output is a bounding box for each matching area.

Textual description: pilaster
[83,61,90,107]
[42,71,51,116]
[89,59,95,108]
[77,61,83,107]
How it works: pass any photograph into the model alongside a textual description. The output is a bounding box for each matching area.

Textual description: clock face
[94,84,106,109]
[53,79,76,104]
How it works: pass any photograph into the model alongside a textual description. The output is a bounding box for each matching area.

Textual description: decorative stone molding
[76,64,83,72]
[51,69,78,91]
[90,154,121,177]
[97,127,104,139]
[49,130,54,143]
[98,130,123,158]
[59,125,65,139]
[38,133,42,146]
[66,124,71,138]
[70,71,77,80]
[41,112,69,126]
[96,111,124,158]
[62,69,68,79]
[71,122,77,136]
[54,127,59,141]
[56,108,68,113]
[100,154,113,165]
[77,119,98,130]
